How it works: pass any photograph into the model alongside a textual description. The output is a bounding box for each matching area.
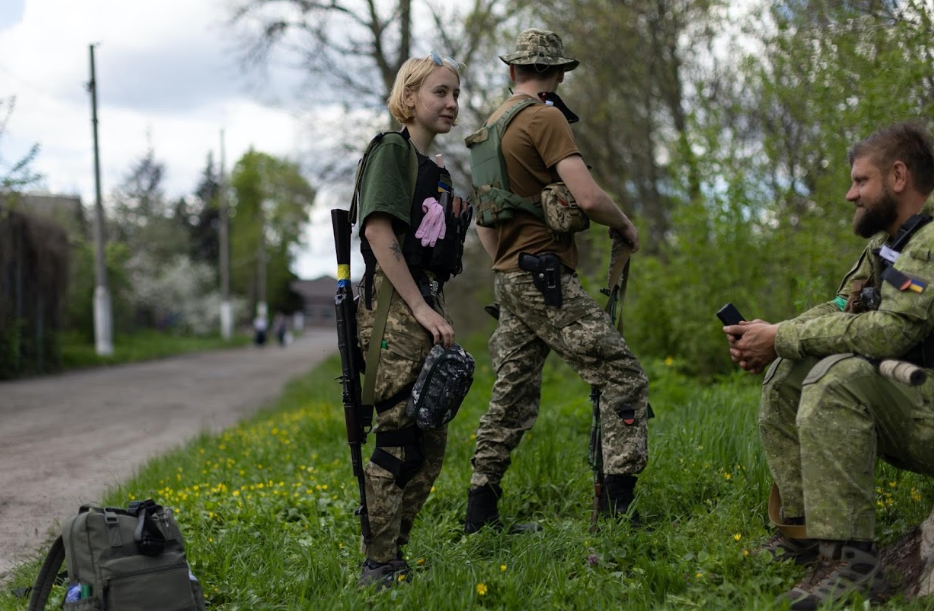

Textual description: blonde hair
[387,56,461,125]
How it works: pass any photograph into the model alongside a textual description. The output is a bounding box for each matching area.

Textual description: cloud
[0,0,391,280]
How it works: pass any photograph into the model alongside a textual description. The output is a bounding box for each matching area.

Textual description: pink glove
[415,197,446,246]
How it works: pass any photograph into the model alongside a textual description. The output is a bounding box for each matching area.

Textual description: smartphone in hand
[716,303,746,327]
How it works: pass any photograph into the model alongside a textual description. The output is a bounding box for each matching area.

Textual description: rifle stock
[331,208,371,543]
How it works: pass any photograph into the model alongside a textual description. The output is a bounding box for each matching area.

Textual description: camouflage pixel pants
[356,270,449,563]
[760,354,934,541]
[470,270,649,489]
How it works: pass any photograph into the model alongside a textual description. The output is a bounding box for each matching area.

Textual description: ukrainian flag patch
[883,267,927,293]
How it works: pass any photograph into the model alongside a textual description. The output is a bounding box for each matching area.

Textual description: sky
[0,0,343,280]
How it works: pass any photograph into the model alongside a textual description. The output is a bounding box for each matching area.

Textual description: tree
[187,152,222,268]
[0,96,41,196]
[229,150,316,315]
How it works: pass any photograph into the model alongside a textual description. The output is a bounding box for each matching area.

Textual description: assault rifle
[331,208,372,543]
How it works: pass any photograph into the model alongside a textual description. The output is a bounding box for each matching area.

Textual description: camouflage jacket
[775,194,934,362]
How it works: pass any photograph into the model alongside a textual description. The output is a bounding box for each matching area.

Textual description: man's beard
[853,185,899,238]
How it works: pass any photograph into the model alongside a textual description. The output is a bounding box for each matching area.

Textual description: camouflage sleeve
[775,233,934,360]
[787,243,875,324]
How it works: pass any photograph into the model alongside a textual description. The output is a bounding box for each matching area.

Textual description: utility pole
[218,129,232,340]
[256,200,267,330]
[88,43,113,356]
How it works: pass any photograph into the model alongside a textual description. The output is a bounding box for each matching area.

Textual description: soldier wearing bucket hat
[463,28,649,535]
[498,28,580,71]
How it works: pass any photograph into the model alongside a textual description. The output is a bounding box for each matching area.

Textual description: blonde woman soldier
[354,53,468,589]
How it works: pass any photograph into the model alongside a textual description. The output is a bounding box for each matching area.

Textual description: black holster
[518,252,563,307]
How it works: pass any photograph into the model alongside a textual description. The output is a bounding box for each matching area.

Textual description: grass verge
[3,347,933,610]
[60,330,252,370]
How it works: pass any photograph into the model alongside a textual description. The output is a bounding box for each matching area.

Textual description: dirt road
[0,328,336,582]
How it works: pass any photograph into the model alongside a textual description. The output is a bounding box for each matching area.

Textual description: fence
[0,205,69,379]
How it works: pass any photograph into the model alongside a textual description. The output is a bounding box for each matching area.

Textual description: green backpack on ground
[28,499,206,611]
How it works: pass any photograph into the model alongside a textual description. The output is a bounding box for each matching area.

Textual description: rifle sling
[604,240,633,334]
[362,276,395,408]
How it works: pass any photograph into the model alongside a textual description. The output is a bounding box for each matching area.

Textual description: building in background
[290,277,336,327]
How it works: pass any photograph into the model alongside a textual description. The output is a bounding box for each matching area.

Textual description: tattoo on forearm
[390,241,403,262]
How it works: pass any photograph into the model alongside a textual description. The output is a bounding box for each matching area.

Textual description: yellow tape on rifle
[337,264,350,281]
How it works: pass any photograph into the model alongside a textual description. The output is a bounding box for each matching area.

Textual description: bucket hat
[499,28,579,71]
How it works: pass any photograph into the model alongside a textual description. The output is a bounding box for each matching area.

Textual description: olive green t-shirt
[486,94,581,272]
[357,135,414,236]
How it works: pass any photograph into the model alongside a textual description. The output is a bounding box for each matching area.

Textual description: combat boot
[602,474,640,524]
[358,557,411,590]
[757,528,819,565]
[464,483,541,534]
[780,540,888,610]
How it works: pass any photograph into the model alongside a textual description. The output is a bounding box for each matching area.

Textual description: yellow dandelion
[733,533,742,542]
[664,356,673,366]
[397,573,407,583]
[500,564,507,572]
[743,549,750,556]
[232,490,240,497]
[417,558,426,566]
[723,473,732,480]
[889,481,897,489]
[695,572,703,579]
[476,583,488,596]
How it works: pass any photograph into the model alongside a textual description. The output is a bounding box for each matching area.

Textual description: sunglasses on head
[429,51,459,68]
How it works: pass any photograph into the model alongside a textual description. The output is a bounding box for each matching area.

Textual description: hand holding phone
[716,303,745,327]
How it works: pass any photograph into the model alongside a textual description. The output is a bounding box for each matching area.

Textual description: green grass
[59,329,252,370]
[4,346,934,610]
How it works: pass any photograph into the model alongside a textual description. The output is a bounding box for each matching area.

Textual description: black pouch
[405,343,475,430]
[518,252,563,307]
[428,194,469,279]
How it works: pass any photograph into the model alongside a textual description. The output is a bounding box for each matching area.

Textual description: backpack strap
[350,131,418,225]
[27,535,65,611]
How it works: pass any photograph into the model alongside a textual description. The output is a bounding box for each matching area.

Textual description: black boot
[603,474,639,523]
[464,484,541,534]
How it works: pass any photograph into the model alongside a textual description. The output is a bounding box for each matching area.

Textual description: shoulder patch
[882,267,926,293]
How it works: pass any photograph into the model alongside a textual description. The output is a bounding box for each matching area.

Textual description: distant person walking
[253,312,267,347]
[273,312,287,347]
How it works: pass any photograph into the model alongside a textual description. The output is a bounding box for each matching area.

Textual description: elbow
[575,191,607,214]
[363,221,379,243]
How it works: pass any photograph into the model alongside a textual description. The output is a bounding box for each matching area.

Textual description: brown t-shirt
[487,94,581,271]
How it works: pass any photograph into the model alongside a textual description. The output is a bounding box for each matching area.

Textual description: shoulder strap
[27,535,65,611]
[350,131,418,225]
[496,96,539,135]
[891,213,933,252]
